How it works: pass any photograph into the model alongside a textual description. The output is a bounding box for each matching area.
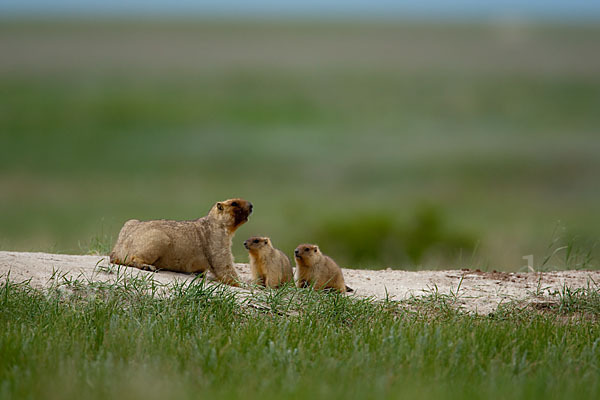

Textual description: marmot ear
[217,202,224,211]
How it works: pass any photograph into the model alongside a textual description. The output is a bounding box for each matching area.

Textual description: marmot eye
[304,248,309,252]
[253,239,259,244]
[314,249,317,253]
[231,202,239,207]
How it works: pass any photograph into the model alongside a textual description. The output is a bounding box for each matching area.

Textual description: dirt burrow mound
[1,251,599,314]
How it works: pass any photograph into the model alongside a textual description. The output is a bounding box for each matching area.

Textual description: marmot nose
[294,249,299,255]
[248,202,253,212]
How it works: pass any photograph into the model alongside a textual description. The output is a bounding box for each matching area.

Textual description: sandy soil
[1,251,599,314]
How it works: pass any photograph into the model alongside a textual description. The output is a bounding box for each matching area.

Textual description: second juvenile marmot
[109,198,253,286]
[244,236,293,288]
[294,244,352,293]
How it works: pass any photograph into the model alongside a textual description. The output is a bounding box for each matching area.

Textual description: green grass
[1,276,600,400]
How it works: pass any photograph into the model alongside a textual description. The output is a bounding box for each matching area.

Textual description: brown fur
[109,198,252,286]
[294,244,350,293]
[244,236,293,288]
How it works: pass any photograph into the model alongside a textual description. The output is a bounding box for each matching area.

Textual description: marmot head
[243,236,272,252]
[294,243,321,265]
[209,198,253,231]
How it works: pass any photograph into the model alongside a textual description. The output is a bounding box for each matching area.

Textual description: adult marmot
[244,236,293,288]
[109,198,252,286]
[294,244,352,293]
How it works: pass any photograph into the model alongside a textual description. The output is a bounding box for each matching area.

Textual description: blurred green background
[1,19,599,270]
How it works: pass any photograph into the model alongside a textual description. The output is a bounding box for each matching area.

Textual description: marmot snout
[243,236,266,251]
[217,199,253,232]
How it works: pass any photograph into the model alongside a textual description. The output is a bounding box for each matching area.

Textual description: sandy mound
[1,251,598,314]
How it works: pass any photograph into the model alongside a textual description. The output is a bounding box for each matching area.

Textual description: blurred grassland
[0,19,599,270]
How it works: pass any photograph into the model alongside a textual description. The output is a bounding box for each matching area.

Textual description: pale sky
[1,0,600,19]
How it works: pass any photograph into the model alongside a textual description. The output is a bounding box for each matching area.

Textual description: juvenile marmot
[244,236,293,288]
[109,198,253,286]
[294,244,352,293]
